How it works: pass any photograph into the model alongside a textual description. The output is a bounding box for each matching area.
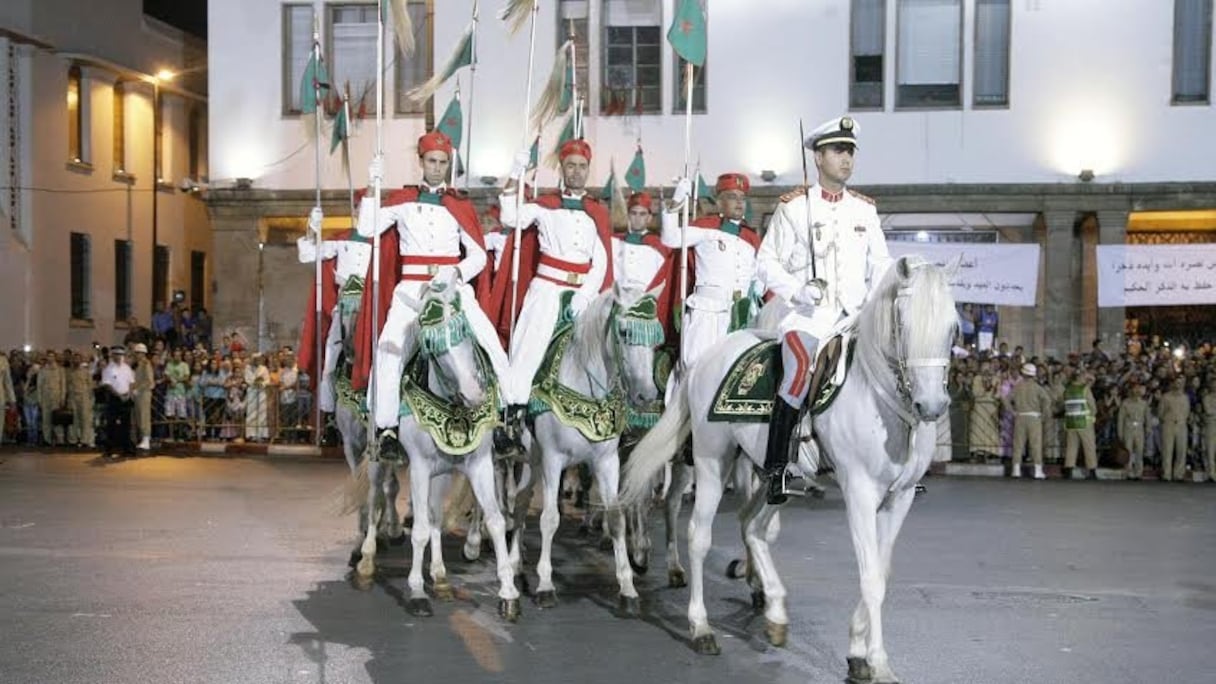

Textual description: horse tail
[334,453,372,517]
[618,378,691,508]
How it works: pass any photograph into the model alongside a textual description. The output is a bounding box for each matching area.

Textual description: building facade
[206,0,1216,356]
[0,0,210,351]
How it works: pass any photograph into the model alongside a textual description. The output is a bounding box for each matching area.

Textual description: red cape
[351,188,491,390]
[297,229,357,391]
[488,193,615,348]
[617,232,679,345]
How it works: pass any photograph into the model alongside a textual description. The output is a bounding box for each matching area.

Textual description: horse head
[864,255,958,423]
[416,272,487,408]
[611,283,665,407]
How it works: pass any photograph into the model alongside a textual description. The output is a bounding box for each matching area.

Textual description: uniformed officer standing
[1007,362,1053,479]
[36,350,66,446]
[1118,383,1149,480]
[66,351,95,448]
[100,346,136,459]
[755,116,892,503]
[1202,381,1216,482]
[1063,370,1099,478]
[1158,376,1191,481]
[131,343,154,450]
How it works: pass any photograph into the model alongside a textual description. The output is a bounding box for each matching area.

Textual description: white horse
[353,274,521,621]
[505,284,664,616]
[619,256,956,683]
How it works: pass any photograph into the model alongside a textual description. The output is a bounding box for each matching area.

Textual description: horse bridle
[887,280,951,417]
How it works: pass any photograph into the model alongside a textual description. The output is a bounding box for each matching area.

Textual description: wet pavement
[0,449,1212,684]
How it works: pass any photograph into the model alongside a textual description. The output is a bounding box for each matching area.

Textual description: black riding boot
[493,404,527,460]
[763,398,805,505]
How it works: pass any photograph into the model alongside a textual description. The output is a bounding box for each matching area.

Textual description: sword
[799,120,823,295]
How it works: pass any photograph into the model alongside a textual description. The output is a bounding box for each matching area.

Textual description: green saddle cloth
[708,337,855,423]
[397,347,501,457]
[528,322,627,443]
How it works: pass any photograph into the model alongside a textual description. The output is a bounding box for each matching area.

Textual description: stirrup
[766,467,807,505]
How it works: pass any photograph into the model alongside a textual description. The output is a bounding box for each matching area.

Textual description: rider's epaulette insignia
[848,189,875,205]
[779,185,810,203]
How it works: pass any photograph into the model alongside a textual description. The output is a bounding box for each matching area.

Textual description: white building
[207,0,1216,356]
[0,0,210,351]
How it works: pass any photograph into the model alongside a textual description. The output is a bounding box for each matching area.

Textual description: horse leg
[688,451,726,655]
[405,457,434,617]
[465,453,522,621]
[381,460,404,544]
[742,492,789,648]
[590,447,639,616]
[354,460,385,580]
[665,460,693,588]
[626,499,651,576]
[534,451,564,609]
[858,487,917,684]
[463,493,485,562]
[843,483,895,683]
[429,472,453,600]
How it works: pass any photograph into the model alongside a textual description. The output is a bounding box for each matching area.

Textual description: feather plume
[406,23,475,103]
[530,40,573,131]
[384,0,417,57]
[498,0,538,36]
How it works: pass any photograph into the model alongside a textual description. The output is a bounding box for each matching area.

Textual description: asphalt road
[0,450,1212,684]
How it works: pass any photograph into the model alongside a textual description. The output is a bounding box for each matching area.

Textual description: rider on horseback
[351,130,508,446]
[757,116,892,504]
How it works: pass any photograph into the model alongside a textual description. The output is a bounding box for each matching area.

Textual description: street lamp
[150,69,174,315]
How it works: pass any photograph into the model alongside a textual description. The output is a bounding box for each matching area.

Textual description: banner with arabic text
[887,242,1040,306]
[1096,244,1216,307]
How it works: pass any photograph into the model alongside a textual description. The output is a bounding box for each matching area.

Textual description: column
[1095,209,1128,352]
[1041,210,1079,358]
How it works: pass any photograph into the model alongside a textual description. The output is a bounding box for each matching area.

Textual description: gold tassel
[530,40,572,132]
[386,0,416,57]
[498,0,538,36]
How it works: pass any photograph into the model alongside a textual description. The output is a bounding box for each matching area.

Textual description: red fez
[559,138,593,162]
[627,192,653,212]
[417,130,453,156]
[715,173,750,194]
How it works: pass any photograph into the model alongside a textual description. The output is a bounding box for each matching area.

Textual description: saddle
[396,348,501,457]
[708,333,855,423]
[528,322,626,443]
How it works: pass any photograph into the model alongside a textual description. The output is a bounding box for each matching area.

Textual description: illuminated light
[915,230,929,242]
[1045,102,1128,178]
[23,344,31,353]
[155,69,176,82]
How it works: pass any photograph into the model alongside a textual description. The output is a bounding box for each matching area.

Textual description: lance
[310,14,325,446]
[343,86,356,228]
[508,1,541,346]
[677,61,694,339]
[367,0,388,456]
[799,119,819,284]
[463,1,480,191]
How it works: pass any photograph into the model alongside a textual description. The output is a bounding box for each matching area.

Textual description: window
[115,240,132,321]
[395,0,433,115]
[282,4,314,114]
[973,0,1010,106]
[1173,0,1213,103]
[153,245,170,310]
[850,0,886,109]
[70,232,91,320]
[896,0,962,108]
[67,64,89,163]
[113,80,127,173]
[190,251,206,312]
[329,4,377,117]
[558,0,590,109]
[602,1,661,116]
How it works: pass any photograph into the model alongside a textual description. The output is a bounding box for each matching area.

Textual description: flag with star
[329,99,348,154]
[299,49,330,114]
[625,146,646,192]
[601,164,617,202]
[668,0,707,67]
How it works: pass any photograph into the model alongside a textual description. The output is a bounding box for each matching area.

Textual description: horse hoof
[617,594,641,618]
[498,598,522,622]
[355,559,375,578]
[348,550,363,568]
[668,569,687,588]
[408,598,434,617]
[725,559,746,580]
[765,620,788,648]
[462,544,482,563]
[691,634,721,656]
[434,580,455,601]
[751,590,766,613]
[534,590,558,609]
[846,657,873,683]
[349,573,375,592]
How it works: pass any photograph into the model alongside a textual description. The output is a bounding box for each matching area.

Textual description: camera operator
[100,346,136,458]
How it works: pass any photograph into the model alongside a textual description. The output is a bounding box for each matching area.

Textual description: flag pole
[311,14,325,447]
[368,0,387,456]
[343,87,356,227]
[450,79,462,187]
[677,61,694,335]
[508,1,540,347]
[463,1,480,191]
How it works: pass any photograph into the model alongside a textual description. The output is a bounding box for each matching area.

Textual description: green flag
[697,173,715,203]
[406,23,474,103]
[548,116,575,166]
[329,102,347,154]
[299,50,330,114]
[601,167,617,202]
[625,147,646,192]
[528,137,539,170]
[436,95,463,149]
[668,0,707,67]
[744,197,755,225]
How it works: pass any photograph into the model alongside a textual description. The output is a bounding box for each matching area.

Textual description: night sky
[144,0,207,40]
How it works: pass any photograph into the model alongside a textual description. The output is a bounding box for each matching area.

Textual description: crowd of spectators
[948,334,1216,482]
[0,307,313,449]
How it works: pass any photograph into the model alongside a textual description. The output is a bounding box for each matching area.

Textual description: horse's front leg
[355,460,386,580]
[590,442,639,616]
[534,447,565,608]
[465,450,522,621]
[428,471,454,600]
[687,449,726,655]
[856,485,917,684]
[405,456,435,617]
[665,460,693,588]
[380,458,404,543]
[843,481,897,683]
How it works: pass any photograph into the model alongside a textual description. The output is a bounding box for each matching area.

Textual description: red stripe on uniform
[785,331,810,398]
[539,254,592,274]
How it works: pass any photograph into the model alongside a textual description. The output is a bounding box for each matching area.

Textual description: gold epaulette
[848,189,875,205]
[779,185,810,203]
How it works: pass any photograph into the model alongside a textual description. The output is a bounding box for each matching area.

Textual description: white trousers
[503,279,576,405]
[316,304,344,413]
[371,281,509,429]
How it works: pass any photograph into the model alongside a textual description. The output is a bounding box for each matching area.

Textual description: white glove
[433,265,462,284]
[368,155,384,185]
[671,177,692,205]
[509,148,532,180]
[307,207,323,235]
[793,281,825,307]
[569,292,591,317]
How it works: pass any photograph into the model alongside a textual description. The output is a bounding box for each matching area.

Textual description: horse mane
[570,290,616,380]
[856,257,958,377]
